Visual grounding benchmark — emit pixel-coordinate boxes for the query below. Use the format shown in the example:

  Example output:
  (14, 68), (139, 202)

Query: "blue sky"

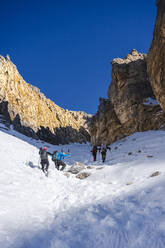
(0, 0), (156, 114)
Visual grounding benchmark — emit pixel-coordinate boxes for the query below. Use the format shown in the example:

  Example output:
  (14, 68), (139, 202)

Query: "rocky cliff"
(90, 50), (165, 145)
(147, 0), (165, 112)
(0, 55), (91, 144)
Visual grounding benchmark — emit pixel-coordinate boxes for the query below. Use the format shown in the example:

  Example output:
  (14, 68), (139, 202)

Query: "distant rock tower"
(90, 49), (165, 145)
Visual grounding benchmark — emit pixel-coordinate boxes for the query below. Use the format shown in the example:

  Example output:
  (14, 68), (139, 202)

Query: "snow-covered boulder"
(76, 172), (91, 179)
(150, 171), (161, 177)
(63, 172), (70, 178)
(68, 162), (86, 174)
(87, 165), (94, 169)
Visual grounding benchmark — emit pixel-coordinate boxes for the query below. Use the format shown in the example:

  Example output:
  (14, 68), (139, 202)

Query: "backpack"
(101, 145), (106, 153)
(52, 152), (58, 161)
(40, 149), (48, 160)
(93, 146), (97, 152)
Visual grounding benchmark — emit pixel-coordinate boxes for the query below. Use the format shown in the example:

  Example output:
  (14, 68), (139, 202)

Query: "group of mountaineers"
(39, 147), (70, 173)
(90, 144), (111, 163)
(39, 143), (111, 174)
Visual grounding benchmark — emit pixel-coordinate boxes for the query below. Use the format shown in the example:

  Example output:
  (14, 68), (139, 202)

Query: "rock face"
(147, 0), (165, 112)
(0, 55), (91, 144)
(108, 50), (153, 124)
(90, 50), (165, 145)
(90, 98), (123, 145)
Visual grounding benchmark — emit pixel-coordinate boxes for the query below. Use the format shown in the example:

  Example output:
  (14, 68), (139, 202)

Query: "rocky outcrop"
(147, 0), (165, 112)
(0, 55), (91, 144)
(108, 50), (153, 123)
(90, 98), (123, 144)
(90, 50), (165, 145)
(68, 162), (85, 174)
(76, 172), (91, 180)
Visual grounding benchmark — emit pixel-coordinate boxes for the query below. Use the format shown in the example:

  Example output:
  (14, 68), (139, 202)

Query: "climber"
(39, 147), (52, 173)
(52, 150), (70, 171)
(100, 144), (111, 163)
(90, 145), (98, 162)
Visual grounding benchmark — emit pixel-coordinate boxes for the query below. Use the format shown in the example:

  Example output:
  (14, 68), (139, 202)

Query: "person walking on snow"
(52, 150), (70, 171)
(91, 145), (98, 162)
(100, 144), (111, 163)
(39, 147), (51, 173)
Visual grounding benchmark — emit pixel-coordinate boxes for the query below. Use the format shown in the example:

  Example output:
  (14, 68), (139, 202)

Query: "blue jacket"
(53, 152), (69, 161)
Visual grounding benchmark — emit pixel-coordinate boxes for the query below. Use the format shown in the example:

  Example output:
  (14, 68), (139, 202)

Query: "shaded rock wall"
(90, 98), (123, 145)
(0, 55), (91, 144)
(90, 50), (165, 145)
(147, 0), (165, 112)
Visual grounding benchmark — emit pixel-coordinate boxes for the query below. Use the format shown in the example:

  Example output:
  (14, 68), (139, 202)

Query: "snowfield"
(1, 124), (165, 248)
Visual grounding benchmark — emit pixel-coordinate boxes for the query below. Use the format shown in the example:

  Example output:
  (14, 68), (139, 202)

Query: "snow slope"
(1, 123), (165, 248)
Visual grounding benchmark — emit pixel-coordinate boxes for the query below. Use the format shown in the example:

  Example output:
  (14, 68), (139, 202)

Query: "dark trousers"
(41, 159), (49, 172)
(54, 159), (66, 171)
(101, 152), (106, 163)
(92, 152), (97, 161)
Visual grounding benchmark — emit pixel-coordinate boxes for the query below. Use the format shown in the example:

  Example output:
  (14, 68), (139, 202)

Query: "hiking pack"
(101, 146), (106, 153)
(92, 146), (97, 153)
(52, 152), (58, 161)
(40, 149), (48, 160)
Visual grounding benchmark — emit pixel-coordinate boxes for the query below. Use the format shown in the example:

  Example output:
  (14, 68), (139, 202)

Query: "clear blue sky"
(0, 0), (156, 114)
